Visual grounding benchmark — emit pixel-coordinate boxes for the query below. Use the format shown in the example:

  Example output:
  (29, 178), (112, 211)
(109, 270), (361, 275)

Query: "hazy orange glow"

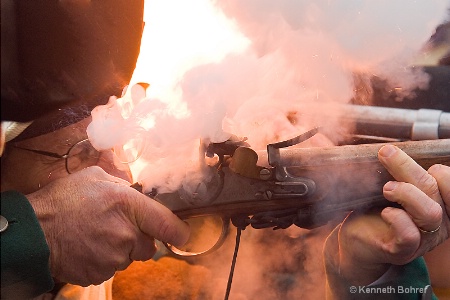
(130, 0), (250, 101)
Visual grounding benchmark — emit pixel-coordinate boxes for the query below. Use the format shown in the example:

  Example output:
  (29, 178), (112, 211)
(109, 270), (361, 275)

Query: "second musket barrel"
(339, 105), (450, 140)
(270, 139), (450, 168)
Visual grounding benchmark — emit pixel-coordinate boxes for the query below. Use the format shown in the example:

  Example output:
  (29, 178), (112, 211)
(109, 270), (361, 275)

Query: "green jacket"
(346, 258), (437, 300)
(1, 191), (54, 299)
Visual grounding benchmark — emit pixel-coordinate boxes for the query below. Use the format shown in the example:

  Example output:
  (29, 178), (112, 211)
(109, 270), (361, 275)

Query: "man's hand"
(325, 144), (450, 287)
(26, 166), (190, 286)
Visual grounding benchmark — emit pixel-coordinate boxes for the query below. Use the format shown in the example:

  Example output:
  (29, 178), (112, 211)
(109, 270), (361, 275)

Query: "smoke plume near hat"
(88, 0), (448, 193)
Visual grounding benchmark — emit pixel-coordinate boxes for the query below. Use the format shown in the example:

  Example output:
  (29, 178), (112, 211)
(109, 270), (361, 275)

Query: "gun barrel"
(270, 139), (450, 169)
(339, 105), (450, 140)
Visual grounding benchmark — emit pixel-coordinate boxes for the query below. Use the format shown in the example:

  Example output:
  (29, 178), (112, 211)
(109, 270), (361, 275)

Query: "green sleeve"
(329, 257), (437, 300)
(359, 257), (437, 300)
(1, 190), (54, 299)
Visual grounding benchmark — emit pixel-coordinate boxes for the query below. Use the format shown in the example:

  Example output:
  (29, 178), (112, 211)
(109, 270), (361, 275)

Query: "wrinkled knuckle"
(385, 245), (401, 257)
(157, 215), (177, 244)
(86, 165), (104, 175)
(424, 201), (443, 224)
(90, 165), (103, 171)
(111, 190), (130, 210)
(399, 182), (415, 196)
(389, 225), (419, 252)
(396, 231), (417, 248)
(123, 230), (138, 246)
(396, 155), (412, 169)
(417, 173), (440, 198)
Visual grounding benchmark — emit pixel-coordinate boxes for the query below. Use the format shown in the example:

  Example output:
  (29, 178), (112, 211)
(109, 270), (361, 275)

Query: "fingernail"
(379, 145), (397, 158)
(384, 181), (398, 191)
(383, 207), (394, 214)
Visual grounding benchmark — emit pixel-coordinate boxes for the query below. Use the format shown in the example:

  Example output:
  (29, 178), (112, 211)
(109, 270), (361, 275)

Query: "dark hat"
(1, 0), (144, 126)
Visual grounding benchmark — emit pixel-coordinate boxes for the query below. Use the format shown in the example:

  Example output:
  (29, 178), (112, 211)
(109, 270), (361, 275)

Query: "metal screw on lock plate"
(259, 168), (272, 180)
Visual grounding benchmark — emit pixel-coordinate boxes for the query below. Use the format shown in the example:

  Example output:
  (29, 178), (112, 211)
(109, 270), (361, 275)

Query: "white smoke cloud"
(87, 0), (448, 191)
